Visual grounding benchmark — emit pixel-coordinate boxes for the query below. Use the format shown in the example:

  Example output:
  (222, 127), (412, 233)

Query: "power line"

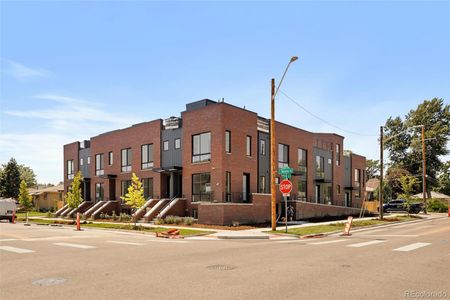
(279, 90), (378, 137)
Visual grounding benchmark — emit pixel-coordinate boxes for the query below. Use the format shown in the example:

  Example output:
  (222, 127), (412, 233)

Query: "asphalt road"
(0, 216), (449, 300)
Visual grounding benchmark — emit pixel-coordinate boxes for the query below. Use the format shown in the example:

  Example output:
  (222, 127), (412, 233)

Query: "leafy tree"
(373, 181), (392, 203)
(384, 98), (450, 191)
(436, 161), (450, 196)
(398, 174), (419, 215)
(18, 165), (37, 188)
(18, 180), (33, 223)
(385, 167), (411, 199)
(366, 159), (380, 180)
(120, 173), (145, 227)
(64, 171), (84, 218)
(0, 158), (21, 198)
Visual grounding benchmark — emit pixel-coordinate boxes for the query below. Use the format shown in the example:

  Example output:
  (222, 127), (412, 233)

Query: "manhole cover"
(32, 278), (66, 286)
(207, 264), (237, 271)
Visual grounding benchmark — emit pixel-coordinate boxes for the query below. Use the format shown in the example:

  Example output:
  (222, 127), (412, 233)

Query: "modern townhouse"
(59, 99), (366, 225)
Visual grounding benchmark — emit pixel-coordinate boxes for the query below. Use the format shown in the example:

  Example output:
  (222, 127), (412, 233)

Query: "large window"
(225, 130), (231, 153)
(336, 144), (341, 166)
(225, 171), (231, 202)
(95, 153), (104, 176)
(121, 180), (131, 197)
(80, 158), (84, 166)
(260, 139), (266, 156)
(246, 136), (252, 156)
(67, 160), (74, 179)
(121, 148), (132, 172)
(298, 148), (307, 172)
(175, 138), (181, 149)
(163, 140), (169, 151)
(192, 173), (211, 202)
(143, 178), (153, 199)
(298, 180), (307, 200)
(278, 144), (289, 169)
(141, 144), (154, 169)
(354, 169), (361, 198)
(95, 183), (104, 201)
(192, 132), (211, 163)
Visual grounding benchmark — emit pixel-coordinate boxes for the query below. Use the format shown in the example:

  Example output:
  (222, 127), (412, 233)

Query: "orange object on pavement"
(12, 210), (16, 224)
(76, 213), (81, 231)
(156, 229), (183, 239)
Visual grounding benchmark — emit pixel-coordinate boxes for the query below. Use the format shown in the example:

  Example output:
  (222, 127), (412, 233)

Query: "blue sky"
(1, 1), (449, 183)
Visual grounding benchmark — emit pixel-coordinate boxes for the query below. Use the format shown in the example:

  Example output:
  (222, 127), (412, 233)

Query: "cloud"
(1, 59), (49, 80)
(1, 94), (142, 183)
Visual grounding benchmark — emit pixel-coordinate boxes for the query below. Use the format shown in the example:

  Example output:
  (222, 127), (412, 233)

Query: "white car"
(0, 198), (17, 222)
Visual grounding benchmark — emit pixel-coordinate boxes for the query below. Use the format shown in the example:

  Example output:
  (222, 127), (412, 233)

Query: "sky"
(1, 1), (449, 184)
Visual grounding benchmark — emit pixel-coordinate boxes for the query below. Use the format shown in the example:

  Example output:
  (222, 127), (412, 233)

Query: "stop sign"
(279, 179), (292, 195)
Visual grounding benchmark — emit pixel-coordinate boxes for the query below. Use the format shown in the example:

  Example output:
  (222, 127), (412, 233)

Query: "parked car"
(0, 198), (17, 222)
(382, 199), (423, 214)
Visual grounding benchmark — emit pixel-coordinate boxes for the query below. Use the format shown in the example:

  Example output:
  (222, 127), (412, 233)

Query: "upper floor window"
(192, 132), (211, 163)
(175, 138), (181, 149)
(260, 139), (266, 156)
(87, 156), (91, 164)
(298, 148), (307, 167)
(225, 130), (231, 153)
(336, 144), (341, 166)
(246, 136), (252, 156)
(108, 151), (113, 165)
(67, 160), (74, 180)
(141, 144), (154, 170)
(278, 143), (289, 169)
(121, 148), (132, 172)
(354, 169), (361, 183)
(80, 158), (84, 166)
(163, 140), (169, 151)
(316, 156), (324, 172)
(95, 153), (104, 176)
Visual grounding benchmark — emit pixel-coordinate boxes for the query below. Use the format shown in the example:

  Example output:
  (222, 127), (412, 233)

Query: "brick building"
(60, 99), (366, 224)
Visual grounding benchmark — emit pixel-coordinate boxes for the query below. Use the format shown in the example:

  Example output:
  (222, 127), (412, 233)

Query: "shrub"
(46, 211), (53, 218)
(99, 213), (105, 219)
(112, 211), (117, 221)
(104, 213), (111, 220)
(154, 218), (164, 225)
(427, 199), (448, 213)
(119, 213), (131, 222)
(164, 215), (177, 224)
(183, 217), (194, 225)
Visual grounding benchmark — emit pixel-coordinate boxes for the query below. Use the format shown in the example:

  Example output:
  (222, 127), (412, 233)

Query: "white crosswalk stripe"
(309, 240), (347, 245)
(106, 241), (144, 246)
(347, 240), (386, 248)
(53, 242), (96, 249)
(393, 242), (431, 252)
(0, 246), (34, 254)
(0, 239), (18, 242)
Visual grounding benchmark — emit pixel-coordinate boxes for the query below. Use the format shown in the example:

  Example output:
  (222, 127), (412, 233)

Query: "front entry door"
(315, 185), (320, 204)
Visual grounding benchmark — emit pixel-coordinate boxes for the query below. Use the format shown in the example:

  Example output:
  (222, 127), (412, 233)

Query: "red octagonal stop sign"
(279, 179), (292, 195)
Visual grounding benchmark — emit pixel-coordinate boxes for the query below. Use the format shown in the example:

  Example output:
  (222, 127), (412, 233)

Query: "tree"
(436, 161), (450, 196)
(366, 159), (380, 180)
(397, 174), (419, 215)
(384, 98), (450, 191)
(385, 167), (411, 199)
(373, 181), (392, 203)
(120, 173), (145, 227)
(0, 158), (21, 199)
(18, 165), (37, 188)
(18, 180), (33, 223)
(64, 171), (84, 218)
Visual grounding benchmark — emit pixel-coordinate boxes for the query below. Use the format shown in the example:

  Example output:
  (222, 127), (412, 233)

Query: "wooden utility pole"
(271, 78), (277, 231)
(422, 126), (427, 214)
(379, 126), (384, 220)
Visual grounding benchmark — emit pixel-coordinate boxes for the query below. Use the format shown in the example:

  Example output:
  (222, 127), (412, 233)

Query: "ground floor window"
(192, 173), (211, 202)
(298, 180), (307, 200)
(259, 176), (266, 193)
(225, 172), (231, 202)
(95, 183), (104, 201)
(121, 180), (132, 200)
(143, 178), (153, 199)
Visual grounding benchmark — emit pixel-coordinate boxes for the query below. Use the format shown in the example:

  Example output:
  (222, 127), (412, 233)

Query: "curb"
(217, 235), (270, 240)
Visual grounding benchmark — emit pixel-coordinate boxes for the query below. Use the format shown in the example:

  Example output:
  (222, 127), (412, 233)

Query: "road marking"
(53, 242), (96, 249)
(0, 239), (18, 242)
(356, 234), (419, 238)
(309, 239), (347, 245)
(106, 241), (144, 246)
(23, 236), (99, 242)
(393, 242), (431, 252)
(0, 246), (35, 254)
(147, 239), (189, 243)
(347, 240), (386, 248)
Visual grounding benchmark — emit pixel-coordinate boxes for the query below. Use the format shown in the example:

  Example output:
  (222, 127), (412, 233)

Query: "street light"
(271, 56), (298, 231)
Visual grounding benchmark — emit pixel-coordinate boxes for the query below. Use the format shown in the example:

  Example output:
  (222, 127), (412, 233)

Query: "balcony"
(315, 171), (325, 179)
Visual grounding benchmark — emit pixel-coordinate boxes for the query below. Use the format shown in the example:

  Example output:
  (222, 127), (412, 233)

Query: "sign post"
(279, 178), (293, 233)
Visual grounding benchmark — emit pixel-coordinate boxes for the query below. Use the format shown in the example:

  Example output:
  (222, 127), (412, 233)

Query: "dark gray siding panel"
(79, 148), (91, 178)
(344, 156), (351, 187)
(161, 128), (182, 168)
(257, 132), (270, 193)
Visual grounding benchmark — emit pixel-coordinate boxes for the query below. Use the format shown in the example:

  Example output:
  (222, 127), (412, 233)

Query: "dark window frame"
(121, 148), (132, 173)
(225, 130), (231, 153)
(246, 135), (252, 156)
(141, 144), (154, 170)
(278, 143), (289, 169)
(192, 172), (211, 202)
(192, 132), (211, 163)
(95, 153), (104, 176)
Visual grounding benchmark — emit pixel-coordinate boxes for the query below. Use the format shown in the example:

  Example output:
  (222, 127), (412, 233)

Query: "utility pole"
(271, 78), (277, 231)
(422, 126), (427, 214)
(379, 126), (384, 220)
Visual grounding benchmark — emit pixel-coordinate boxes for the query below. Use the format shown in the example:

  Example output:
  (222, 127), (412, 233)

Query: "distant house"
(366, 178), (380, 200)
(413, 191), (450, 205)
(28, 184), (64, 211)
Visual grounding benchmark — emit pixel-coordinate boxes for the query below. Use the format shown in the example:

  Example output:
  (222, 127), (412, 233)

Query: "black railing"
(192, 192), (214, 202)
(223, 192), (252, 203)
